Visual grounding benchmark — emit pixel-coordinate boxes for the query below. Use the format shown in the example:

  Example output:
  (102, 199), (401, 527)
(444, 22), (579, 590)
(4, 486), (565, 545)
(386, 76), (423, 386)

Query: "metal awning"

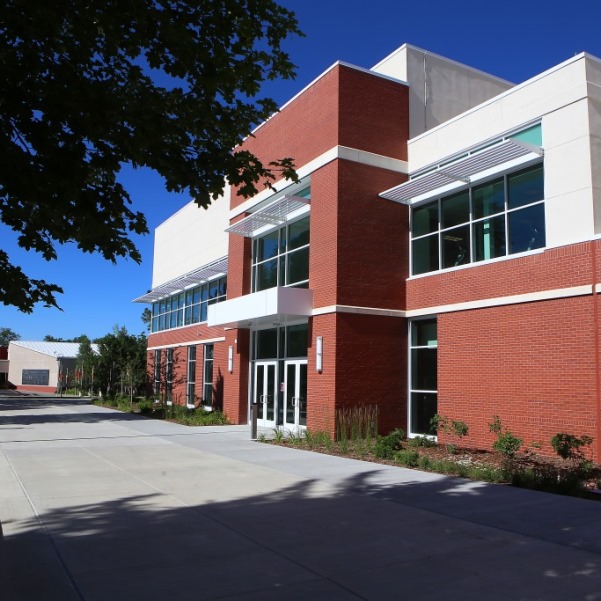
(380, 139), (544, 204)
(133, 256), (228, 303)
(226, 194), (310, 238)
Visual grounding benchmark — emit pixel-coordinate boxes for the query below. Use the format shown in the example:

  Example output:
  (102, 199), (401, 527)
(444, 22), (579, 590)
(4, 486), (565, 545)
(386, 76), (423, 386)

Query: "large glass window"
(411, 163), (544, 276)
(203, 345), (214, 406)
(153, 350), (162, 397)
(151, 276), (227, 333)
(165, 348), (173, 403)
(252, 216), (310, 292)
(409, 319), (437, 436)
(186, 346), (196, 406)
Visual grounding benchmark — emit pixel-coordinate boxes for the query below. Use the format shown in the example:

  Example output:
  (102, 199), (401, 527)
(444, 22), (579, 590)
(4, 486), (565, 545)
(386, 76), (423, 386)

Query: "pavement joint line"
(0, 430), (255, 444)
(0, 443), (86, 601)
(77, 440), (370, 600)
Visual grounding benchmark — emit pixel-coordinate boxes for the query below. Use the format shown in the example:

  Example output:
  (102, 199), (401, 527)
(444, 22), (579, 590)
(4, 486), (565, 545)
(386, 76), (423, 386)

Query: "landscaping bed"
(262, 428), (601, 501)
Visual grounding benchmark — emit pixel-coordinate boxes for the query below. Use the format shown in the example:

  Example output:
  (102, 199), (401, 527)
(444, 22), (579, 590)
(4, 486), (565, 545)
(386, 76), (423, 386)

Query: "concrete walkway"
(1, 395), (601, 601)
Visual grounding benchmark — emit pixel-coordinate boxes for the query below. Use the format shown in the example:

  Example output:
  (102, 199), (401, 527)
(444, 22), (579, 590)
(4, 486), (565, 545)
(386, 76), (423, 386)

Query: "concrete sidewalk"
(1, 396), (601, 601)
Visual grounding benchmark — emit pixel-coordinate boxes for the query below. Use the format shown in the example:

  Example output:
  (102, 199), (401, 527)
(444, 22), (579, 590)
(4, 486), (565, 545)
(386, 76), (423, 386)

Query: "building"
(7, 341), (98, 394)
(136, 44), (601, 461)
(0, 346), (8, 386)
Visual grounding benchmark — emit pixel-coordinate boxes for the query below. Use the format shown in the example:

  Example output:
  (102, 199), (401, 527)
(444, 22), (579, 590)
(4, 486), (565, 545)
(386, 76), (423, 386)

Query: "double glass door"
(253, 360), (307, 430)
(254, 362), (277, 427)
(283, 361), (307, 431)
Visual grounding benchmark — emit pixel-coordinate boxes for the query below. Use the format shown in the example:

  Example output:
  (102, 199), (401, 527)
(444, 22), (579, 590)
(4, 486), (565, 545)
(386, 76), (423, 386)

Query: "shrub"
(551, 432), (593, 464)
(395, 449), (419, 467)
(407, 435), (436, 448)
(374, 428), (405, 459)
(489, 415), (522, 460)
(431, 413), (469, 454)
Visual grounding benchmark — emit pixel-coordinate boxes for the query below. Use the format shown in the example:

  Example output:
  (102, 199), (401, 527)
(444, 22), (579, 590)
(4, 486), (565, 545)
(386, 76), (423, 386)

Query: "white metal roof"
(226, 194), (310, 238)
(380, 139), (543, 204)
(133, 256), (228, 304)
(9, 341), (99, 358)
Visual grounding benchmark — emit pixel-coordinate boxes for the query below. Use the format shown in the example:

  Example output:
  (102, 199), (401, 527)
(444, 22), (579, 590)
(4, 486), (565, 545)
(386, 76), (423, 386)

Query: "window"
(151, 277), (227, 333)
(203, 345), (214, 406)
(186, 346), (196, 406)
(153, 349), (162, 397)
(411, 164), (544, 275)
(165, 348), (173, 403)
(409, 319), (437, 436)
(252, 216), (309, 292)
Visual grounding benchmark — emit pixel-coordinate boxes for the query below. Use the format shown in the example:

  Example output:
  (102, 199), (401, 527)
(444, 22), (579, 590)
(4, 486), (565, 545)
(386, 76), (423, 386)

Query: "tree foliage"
(96, 326), (147, 397)
(0, 0), (302, 312)
(0, 327), (20, 346)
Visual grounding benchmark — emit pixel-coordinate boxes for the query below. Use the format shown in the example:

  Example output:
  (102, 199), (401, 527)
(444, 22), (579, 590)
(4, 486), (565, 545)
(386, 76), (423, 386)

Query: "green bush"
(374, 429), (405, 459)
(395, 449), (419, 467)
(407, 435), (436, 448)
(489, 415), (522, 460)
(551, 432), (593, 463)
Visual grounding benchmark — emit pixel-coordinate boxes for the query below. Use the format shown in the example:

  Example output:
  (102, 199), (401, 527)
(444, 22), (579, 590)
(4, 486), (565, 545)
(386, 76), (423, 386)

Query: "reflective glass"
(287, 247), (309, 285)
(412, 201), (438, 237)
(508, 165), (544, 209)
(441, 190), (469, 229)
(410, 393), (438, 435)
(255, 230), (279, 261)
(508, 204), (545, 254)
(473, 178), (504, 219)
(412, 234), (439, 275)
(286, 324), (308, 358)
(256, 328), (278, 359)
(473, 215), (506, 262)
(411, 319), (437, 347)
(411, 348), (437, 391)
(288, 217), (310, 250)
(256, 259), (278, 291)
(442, 224), (470, 268)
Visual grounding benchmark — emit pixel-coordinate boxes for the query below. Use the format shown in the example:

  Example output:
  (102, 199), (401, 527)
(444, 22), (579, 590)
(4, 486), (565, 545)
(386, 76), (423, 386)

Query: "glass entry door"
(283, 360), (307, 431)
(254, 361), (278, 427)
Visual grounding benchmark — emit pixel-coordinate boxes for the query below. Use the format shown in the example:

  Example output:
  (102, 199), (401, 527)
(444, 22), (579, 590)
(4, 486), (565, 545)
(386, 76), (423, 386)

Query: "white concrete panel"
(152, 191), (229, 288)
(373, 45), (512, 138)
(545, 188), (594, 248)
(409, 56), (589, 171)
(544, 135), (592, 201)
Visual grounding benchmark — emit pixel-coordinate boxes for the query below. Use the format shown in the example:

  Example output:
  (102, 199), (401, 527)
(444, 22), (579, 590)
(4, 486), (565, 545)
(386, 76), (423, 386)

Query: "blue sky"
(3, 0), (601, 341)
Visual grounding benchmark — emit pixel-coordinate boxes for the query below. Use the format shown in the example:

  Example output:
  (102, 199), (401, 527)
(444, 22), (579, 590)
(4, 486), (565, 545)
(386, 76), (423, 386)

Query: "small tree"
(76, 336), (98, 396)
(489, 415), (522, 466)
(0, 327), (20, 346)
(551, 433), (593, 469)
(430, 414), (469, 454)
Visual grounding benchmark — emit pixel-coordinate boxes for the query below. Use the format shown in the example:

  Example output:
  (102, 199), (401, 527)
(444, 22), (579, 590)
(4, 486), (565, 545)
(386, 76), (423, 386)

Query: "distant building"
(135, 43), (601, 461)
(7, 341), (98, 393)
(0, 346), (8, 386)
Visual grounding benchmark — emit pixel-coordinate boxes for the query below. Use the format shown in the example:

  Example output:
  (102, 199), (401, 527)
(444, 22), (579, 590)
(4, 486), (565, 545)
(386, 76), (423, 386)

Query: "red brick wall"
(308, 312), (407, 437)
(222, 328), (250, 423)
(408, 241), (596, 311)
(437, 295), (600, 461)
(231, 64), (408, 206)
(335, 160), (408, 309)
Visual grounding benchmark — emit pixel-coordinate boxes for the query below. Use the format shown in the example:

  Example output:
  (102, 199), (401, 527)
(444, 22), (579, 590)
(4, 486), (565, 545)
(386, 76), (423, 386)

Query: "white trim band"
(230, 145), (408, 219)
(407, 285), (594, 317)
(148, 336), (226, 351)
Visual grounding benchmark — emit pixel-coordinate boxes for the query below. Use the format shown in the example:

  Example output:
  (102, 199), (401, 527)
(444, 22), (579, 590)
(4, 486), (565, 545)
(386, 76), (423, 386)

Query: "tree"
(1, 1), (302, 312)
(0, 327), (20, 346)
(141, 308), (152, 333)
(96, 326), (147, 399)
(76, 335), (98, 394)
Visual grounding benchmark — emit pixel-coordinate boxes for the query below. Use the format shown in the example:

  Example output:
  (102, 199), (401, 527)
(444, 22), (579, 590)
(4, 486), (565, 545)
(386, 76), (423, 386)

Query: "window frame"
(251, 214), (310, 293)
(410, 163), (545, 277)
